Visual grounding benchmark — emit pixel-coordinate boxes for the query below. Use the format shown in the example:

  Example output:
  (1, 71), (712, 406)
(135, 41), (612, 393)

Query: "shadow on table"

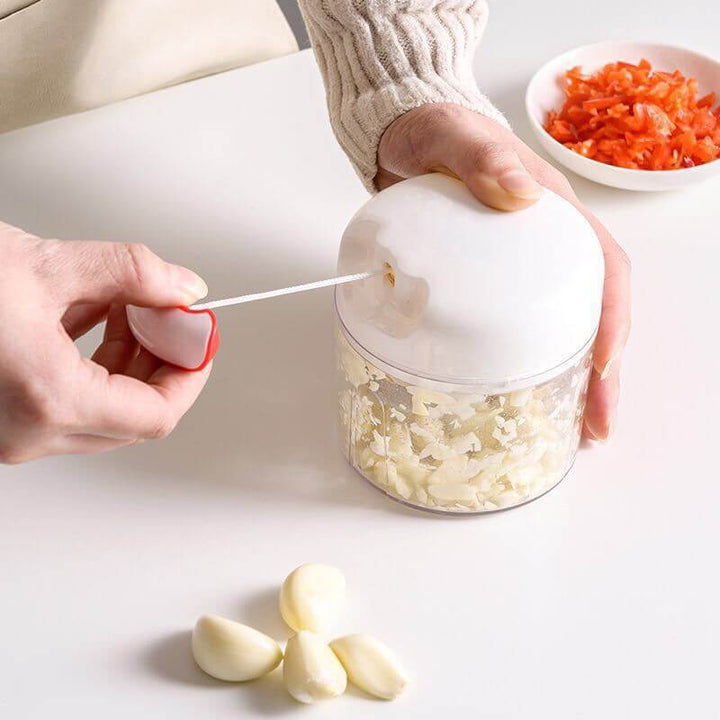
(241, 587), (293, 642)
(241, 668), (306, 716)
(145, 630), (217, 687)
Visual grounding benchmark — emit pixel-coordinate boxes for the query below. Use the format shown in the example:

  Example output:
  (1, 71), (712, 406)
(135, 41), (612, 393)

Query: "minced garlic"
(337, 331), (592, 513)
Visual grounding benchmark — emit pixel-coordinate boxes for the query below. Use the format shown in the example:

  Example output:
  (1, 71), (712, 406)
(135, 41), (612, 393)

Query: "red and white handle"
(127, 305), (220, 371)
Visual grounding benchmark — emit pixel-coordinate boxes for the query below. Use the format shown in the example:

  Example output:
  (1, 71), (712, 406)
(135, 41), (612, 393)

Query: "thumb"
(378, 105), (544, 212)
(46, 240), (208, 307)
(447, 137), (544, 212)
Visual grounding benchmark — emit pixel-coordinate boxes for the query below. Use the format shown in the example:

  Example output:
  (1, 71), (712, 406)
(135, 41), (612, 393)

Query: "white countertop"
(1, 2), (718, 717)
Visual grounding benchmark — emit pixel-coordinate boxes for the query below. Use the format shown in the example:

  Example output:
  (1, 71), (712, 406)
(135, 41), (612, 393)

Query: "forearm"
(298, 0), (508, 191)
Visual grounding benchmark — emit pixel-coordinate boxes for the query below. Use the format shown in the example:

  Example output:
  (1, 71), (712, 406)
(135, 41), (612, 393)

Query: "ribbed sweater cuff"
(298, 1), (509, 192)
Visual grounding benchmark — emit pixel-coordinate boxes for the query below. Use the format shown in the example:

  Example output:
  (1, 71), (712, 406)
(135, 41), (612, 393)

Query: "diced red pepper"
(544, 58), (720, 170)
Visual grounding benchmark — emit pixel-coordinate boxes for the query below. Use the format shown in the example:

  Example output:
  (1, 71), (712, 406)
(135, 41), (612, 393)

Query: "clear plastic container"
(337, 324), (593, 513)
(334, 174), (604, 514)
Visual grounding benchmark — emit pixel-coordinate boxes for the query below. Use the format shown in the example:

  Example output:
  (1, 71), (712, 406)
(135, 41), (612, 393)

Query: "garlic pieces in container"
(335, 174), (604, 514)
(338, 331), (592, 513)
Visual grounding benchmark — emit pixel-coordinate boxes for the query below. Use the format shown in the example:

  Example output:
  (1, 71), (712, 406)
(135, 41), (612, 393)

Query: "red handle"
(126, 305), (221, 371)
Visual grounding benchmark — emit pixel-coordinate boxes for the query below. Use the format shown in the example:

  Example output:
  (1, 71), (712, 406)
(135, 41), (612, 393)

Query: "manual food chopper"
(334, 173), (604, 514)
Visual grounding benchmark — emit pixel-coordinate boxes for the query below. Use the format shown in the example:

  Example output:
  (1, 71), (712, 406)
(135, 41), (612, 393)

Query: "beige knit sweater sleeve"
(297, 0), (508, 191)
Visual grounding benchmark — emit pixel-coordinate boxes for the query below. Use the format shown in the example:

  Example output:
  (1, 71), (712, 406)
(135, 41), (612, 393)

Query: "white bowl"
(525, 42), (720, 191)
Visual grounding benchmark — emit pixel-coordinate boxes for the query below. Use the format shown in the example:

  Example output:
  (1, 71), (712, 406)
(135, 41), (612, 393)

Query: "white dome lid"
(336, 174), (604, 386)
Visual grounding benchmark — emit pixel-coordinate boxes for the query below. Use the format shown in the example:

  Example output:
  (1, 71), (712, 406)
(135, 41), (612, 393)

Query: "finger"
(584, 215), (632, 379)
(514, 140), (631, 378)
(91, 305), (139, 374)
(583, 360), (621, 441)
(125, 347), (163, 382)
(50, 434), (138, 456)
(77, 359), (212, 440)
(6, 433), (136, 464)
(43, 240), (208, 307)
(494, 134), (629, 437)
(61, 303), (109, 339)
(510, 154), (630, 427)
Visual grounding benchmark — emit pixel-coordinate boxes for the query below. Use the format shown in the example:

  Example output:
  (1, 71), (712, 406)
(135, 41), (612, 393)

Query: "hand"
(0, 221), (212, 463)
(377, 104), (631, 441)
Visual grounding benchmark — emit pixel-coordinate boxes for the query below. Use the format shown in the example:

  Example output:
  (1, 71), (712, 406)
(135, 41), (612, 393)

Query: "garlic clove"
(279, 564), (345, 633)
(283, 631), (347, 703)
(330, 634), (409, 700)
(191, 614), (283, 682)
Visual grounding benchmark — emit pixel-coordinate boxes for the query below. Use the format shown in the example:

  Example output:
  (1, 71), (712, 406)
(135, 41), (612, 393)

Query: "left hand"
(377, 104), (631, 441)
(0, 222), (211, 464)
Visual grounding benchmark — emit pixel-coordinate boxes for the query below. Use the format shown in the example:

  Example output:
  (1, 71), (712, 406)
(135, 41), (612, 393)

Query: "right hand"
(377, 104), (632, 441)
(0, 221), (212, 464)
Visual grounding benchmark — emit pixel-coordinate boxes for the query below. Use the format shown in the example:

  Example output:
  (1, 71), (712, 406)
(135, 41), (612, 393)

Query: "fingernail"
(606, 417), (616, 440)
(585, 420), (605, 442)
(172, 266), (208, 302)
(585, 415), (615, 443)
(599, 355), (618, 381)
(497, 170), (544, 200)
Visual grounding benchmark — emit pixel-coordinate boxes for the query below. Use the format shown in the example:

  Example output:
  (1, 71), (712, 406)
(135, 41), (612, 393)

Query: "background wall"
(277, 0), (309, 48)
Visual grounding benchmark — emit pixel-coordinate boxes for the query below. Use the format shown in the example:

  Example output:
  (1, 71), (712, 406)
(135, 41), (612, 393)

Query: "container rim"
(335, 290), (597, 394)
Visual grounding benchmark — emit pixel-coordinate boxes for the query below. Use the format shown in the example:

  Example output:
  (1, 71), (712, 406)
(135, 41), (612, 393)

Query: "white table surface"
(1, 2), (718, 717)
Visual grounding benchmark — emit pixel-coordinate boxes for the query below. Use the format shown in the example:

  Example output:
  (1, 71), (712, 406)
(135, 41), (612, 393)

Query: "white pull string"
(191, 271), (374, 311)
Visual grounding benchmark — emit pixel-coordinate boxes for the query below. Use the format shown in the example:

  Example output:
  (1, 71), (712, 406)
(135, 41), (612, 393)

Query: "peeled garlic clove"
(283, 631), (347, 703)
(330, 634), (409, 700)
(279, 563), (345, 633)
(191, 614), (283, 681)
